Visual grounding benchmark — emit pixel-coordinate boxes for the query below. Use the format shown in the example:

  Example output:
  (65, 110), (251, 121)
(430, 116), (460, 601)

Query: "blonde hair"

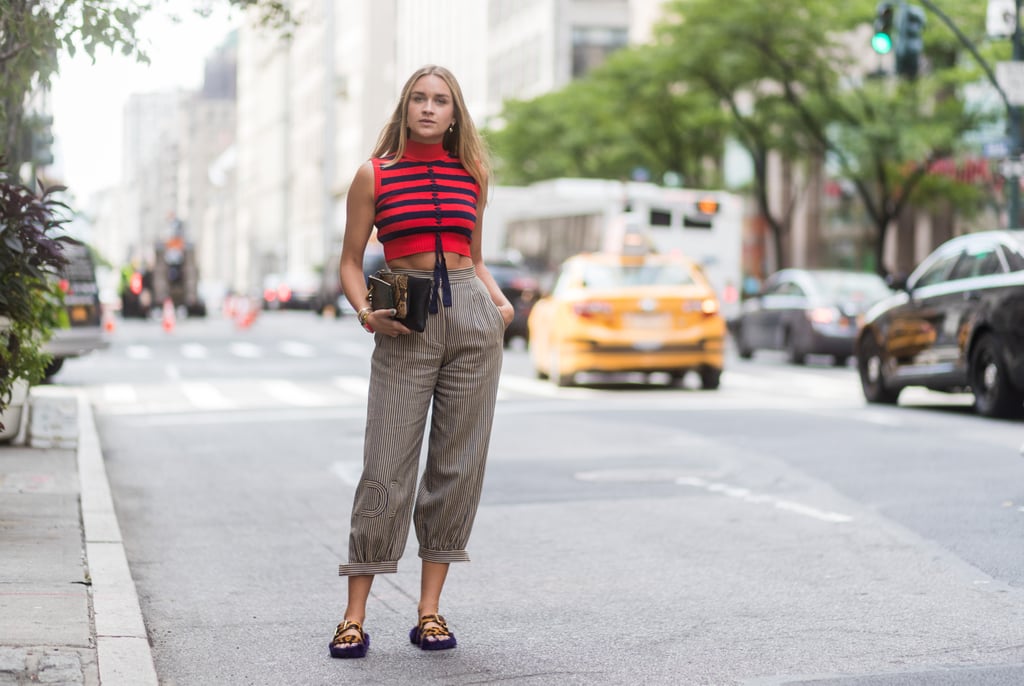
(371, 65), (492, 202)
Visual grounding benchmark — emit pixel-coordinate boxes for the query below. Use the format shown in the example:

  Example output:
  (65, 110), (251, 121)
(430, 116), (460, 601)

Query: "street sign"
(983, 139), (1011, 158)
(996, 61), (1024, 106)
(987, 0), (1017, 38)
(998, 157), (1024, 179)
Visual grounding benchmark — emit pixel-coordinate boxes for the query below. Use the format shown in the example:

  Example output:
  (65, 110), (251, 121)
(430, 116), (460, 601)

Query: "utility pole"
(1010, 0), (1022, 227)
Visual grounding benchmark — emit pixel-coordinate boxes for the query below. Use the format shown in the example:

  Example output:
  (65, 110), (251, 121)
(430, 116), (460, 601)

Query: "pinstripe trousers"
(339, 266), (505, 576)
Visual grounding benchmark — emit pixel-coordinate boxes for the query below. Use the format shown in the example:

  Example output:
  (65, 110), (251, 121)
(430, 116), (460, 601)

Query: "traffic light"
(871, 2), (894, 55)
(895, 4), (926, 79)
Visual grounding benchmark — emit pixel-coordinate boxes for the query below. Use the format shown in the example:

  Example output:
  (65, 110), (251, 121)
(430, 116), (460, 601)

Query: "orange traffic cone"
(101, 307), (116, 333)
(161, 298), (176, 333)
(234, 297), (257, 329)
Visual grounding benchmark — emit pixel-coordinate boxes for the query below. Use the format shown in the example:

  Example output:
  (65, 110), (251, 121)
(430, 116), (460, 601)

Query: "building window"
(571, 26), (627, 78)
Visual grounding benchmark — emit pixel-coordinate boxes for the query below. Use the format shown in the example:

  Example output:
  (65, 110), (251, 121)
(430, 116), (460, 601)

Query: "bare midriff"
(388, 251), (473, 271)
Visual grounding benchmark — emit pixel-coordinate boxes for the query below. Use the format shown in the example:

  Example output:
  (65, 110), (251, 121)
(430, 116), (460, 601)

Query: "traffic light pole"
(1011, 0), (1023, 228)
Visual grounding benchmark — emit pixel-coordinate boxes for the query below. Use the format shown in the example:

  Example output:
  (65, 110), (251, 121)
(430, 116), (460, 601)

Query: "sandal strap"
(417, 614), (452, 638)
(332, 620), (365, 646)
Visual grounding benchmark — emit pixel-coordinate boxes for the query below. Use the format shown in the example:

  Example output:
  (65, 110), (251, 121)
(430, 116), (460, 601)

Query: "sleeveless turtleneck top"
(372, 140), (479, 262)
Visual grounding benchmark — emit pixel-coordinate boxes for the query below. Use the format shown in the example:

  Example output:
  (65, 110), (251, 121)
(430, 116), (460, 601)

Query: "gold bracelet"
(357, 307), (373, 330)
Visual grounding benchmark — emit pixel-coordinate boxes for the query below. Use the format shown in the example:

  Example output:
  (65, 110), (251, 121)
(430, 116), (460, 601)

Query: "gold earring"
(448, 121), (456, 133)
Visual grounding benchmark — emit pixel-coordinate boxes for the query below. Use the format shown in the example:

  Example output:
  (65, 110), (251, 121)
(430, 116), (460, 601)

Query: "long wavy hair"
(371, 65), (492, 202)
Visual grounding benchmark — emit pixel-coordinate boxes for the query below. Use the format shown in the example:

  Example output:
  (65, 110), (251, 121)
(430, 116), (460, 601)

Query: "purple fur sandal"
(409, 613), (457, 651)
(329, 620), (370, 659)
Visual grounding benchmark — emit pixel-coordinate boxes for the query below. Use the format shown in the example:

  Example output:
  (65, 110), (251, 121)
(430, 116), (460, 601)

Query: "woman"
(329, 65), (513, 659)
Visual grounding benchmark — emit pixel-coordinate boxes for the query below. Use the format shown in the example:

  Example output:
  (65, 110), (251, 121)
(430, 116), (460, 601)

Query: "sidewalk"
(0, 386), (157, 686)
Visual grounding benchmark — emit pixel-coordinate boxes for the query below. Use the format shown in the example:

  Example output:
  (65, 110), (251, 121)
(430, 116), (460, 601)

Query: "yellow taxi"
(527, 250), (726, 388)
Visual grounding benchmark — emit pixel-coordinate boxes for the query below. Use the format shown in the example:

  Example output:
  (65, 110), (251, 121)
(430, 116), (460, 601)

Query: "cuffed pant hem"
(419, 546), (470, 563)
(338, 561), (399, 576)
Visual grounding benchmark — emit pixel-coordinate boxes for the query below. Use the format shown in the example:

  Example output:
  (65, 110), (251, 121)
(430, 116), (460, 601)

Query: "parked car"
(527, 251), (725, 388)
(262, 271), (320, 310)
(313, 249), (388, 318)
(43, 239), (109, 377)
(734, 269), (893, 366)
(855, 230), (1024, 418)
(485, 259), (540, 347)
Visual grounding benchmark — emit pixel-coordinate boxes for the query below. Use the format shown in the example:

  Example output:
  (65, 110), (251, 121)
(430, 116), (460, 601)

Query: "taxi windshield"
(581, 262), (695, 289)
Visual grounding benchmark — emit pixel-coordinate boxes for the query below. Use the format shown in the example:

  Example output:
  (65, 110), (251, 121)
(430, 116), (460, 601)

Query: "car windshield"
(580, 262), (696, 289)
(813, 272), (890, 302)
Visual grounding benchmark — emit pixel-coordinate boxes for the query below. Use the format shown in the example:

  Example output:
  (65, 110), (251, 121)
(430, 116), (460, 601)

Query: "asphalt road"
(50, 311), (1024, 686)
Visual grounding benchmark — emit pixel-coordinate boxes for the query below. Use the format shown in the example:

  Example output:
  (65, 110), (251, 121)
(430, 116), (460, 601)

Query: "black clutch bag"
(367, 270), (432, 332)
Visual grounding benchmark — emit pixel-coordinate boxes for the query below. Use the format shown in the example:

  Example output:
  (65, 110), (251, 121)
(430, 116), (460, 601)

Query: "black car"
(734, 269), (892, 366)
(485, 259), (540, 347)
(43, 239), (109, 376)
(855, 230), (1024, 418)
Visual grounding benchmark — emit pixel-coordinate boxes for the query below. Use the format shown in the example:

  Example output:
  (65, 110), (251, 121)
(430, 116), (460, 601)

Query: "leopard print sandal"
(409, 613), (457, 651)
(329, 619), (370, 659)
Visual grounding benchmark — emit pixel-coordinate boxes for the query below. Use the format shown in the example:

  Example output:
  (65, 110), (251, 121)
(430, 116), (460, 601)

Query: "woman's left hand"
(496, 302), (515, 327)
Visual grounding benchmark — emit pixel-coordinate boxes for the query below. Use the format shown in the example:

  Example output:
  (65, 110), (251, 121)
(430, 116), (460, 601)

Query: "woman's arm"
(339, 161), (376, 315)
(340, 161), (409, 336)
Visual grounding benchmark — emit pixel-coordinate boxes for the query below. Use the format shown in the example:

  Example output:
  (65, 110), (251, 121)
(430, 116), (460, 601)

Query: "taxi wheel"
(699, 366), (721, 390)
(550, 349), (575, 387)
(735, 326), (754, 359)
(969, 333), (1024, 418)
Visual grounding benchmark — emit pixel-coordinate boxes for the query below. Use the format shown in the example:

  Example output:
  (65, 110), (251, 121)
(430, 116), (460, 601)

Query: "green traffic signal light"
(872, 2), (894, 55)
(871, 32), (893, 54)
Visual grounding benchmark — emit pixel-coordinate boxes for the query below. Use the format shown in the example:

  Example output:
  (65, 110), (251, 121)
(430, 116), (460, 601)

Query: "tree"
(0, 0), (291, 176)
(492, 0), (999, 275)
(658, 0), (995, 275)
(488, 43), (730, 188)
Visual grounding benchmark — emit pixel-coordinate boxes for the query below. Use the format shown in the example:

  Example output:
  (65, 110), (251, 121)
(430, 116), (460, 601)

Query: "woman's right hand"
(370, 308), (410, 337)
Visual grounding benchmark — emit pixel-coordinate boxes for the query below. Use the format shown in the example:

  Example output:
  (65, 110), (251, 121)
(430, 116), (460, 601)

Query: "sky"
(50, 5), (240, 205)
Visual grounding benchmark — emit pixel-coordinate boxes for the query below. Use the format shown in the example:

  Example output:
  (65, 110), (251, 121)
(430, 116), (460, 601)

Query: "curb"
(74, 389), (159, 686)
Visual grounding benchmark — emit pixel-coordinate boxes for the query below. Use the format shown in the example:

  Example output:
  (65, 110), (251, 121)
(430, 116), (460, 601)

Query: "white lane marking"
(230, 342), (262, 358)
(279, 341), (316, 358)
(263, 379), (327, 406)
(675, 476), (853, 524)
(103, 383), (137, 404)
(333, 376), (369, 399)
(125, 345), (152, 359)
(330, 461), (363, 487)
(497, 374), (596, 398)
(181, 343), (208, 359)
(179, 382), (237, 410)
(336, 342), (372, 357)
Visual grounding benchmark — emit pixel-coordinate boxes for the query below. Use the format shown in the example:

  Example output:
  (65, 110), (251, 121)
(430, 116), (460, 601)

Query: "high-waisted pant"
(338, 266), (505, 576)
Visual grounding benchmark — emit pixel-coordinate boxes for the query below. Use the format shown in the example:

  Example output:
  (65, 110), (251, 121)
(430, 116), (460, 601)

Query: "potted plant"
(0, 168), (70, 437)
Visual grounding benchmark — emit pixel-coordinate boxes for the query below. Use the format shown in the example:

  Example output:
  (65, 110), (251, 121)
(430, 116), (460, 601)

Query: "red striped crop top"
(372, 140), (479, 261)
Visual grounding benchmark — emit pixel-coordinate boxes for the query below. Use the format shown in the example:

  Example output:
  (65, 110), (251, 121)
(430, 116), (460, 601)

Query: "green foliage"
(0, 171), (71, 419)
(490, 0), (1000, 272)
(0, 0), (293, 174)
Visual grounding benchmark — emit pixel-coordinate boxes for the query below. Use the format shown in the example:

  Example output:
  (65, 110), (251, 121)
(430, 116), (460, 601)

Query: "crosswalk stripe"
(333, 376), (369, 399)
(103, 383), (137, 404)
(279, 341), (316, 358)
(125, 345), (152, 360)
(230, 342), (262, 358)
(262, 379), (328, 406)
(498, 374), (597, 399)
(180, 344), (208, 359)
(179, 381), (236, 410)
